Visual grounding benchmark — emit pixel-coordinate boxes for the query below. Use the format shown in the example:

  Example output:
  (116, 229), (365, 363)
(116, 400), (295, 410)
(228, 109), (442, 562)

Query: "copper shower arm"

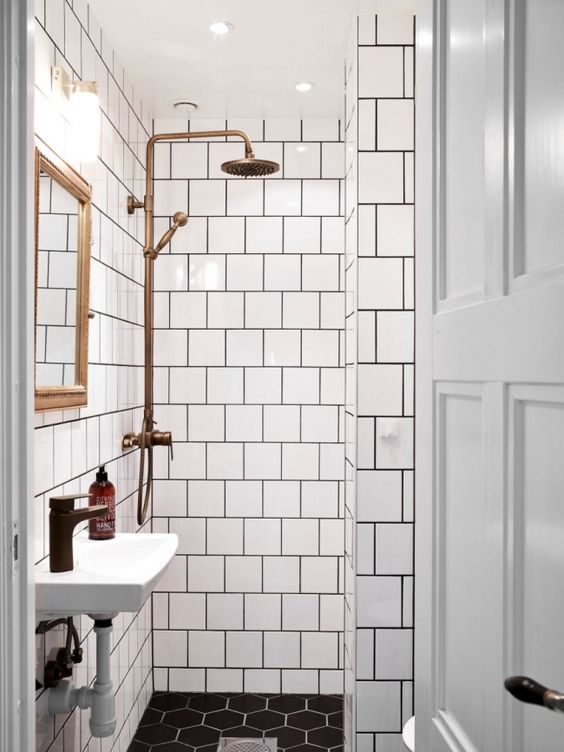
(131, 129), (256, 248)
(147, 128), (254, 157)
(145, 129), (255, 193)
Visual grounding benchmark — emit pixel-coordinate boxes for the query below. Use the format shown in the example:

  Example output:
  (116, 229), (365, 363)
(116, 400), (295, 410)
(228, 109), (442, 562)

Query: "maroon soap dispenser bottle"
(88, 465), (116, 540)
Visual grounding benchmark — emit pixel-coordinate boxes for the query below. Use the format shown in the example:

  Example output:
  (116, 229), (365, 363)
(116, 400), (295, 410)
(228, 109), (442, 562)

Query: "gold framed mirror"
(34, 141), (92, 411)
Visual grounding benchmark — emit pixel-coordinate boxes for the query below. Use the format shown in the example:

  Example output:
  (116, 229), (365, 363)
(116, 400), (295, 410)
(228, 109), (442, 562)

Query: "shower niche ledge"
(35, 532), (178, 619)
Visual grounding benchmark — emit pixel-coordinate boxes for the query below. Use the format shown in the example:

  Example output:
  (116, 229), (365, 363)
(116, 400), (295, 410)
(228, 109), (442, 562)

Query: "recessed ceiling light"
(209, 21), (233, 35)
(295, 81), (315, 93)
(172, 100), (198, 113)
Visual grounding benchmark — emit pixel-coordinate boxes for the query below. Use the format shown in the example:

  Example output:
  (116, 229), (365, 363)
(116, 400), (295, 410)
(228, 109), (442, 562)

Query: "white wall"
(150, 117), (346, 695)
(34, 1), (152, 749)
(345, 13), (415, 752)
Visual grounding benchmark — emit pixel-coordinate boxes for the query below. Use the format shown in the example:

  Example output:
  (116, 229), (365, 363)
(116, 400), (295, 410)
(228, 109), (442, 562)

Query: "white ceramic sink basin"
(36, 532), (178, 619)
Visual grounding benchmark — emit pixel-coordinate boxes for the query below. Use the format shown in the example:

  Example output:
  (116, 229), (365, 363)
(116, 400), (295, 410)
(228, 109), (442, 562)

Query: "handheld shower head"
(221, 157), (280, 177)
(148, 211), (188, 258)
(172, 211), (188, 227)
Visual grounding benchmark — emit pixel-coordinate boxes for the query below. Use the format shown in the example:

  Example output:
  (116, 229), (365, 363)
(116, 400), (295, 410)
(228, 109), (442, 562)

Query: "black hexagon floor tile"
(229, 695), (268, 714)
(127, 742), (150, 752)
(178, 725), (221, 747)
(268, 696), (306, 714)
(307, 726), (343, 748)
(134, 722), (178, 745)
(205, 709), (245, 730)
(222, 726), (264, 738)
(269, 725), (306, 749)
(165, 708), (205, 728)
(246, 709), (286, 731)
(307, 697), (342, 715)
(150, 693), (189, 712)
(327, 712), (342, 729)
(189, 694), (229, 713)
(129, 694), (343, 752)
(286, 711), (327, 731)
(140, 707), (164, 726)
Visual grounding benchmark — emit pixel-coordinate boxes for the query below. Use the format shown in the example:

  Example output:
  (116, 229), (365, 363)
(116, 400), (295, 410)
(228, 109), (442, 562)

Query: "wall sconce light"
(52, 67), (100, 163)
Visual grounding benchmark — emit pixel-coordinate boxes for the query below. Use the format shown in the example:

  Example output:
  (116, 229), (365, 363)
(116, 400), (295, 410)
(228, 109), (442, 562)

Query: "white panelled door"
(416, 1), (564, 751)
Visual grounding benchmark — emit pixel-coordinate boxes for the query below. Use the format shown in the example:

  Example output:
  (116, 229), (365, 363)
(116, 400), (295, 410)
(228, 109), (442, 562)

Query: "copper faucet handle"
(49, 494), (91, 512)
(75, 504), (108, 522)
(49, 495), (106, 522)
(151, 430), (174, 460)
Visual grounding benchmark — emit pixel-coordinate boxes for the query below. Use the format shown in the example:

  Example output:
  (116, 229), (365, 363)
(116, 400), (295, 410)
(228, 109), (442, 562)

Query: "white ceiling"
(89, 0), (414, 119)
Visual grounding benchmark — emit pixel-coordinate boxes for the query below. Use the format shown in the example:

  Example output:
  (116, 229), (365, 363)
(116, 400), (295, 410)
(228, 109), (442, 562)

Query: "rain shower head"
(221, 157), (280, 177)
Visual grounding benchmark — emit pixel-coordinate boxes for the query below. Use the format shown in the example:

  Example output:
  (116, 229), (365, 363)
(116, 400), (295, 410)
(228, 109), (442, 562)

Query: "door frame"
(414, 0), (436, 749)
(0, 0), (35, 750)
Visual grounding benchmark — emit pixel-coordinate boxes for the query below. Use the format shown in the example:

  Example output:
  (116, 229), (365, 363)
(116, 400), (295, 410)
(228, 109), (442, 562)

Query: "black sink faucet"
(49, 494), (107, 572)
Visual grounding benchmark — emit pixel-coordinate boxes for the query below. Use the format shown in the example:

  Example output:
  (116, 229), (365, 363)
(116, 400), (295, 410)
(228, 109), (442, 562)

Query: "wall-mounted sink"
(36, 532), (178, 619)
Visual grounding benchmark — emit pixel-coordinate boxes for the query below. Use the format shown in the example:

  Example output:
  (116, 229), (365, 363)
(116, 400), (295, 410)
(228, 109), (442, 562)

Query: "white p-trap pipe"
(48, 619), (116, 738)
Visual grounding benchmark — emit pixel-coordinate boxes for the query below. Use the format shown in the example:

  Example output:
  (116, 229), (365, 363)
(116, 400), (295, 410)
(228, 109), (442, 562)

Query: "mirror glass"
(35, 144), (91, 411)
(36, 170), (80, 386)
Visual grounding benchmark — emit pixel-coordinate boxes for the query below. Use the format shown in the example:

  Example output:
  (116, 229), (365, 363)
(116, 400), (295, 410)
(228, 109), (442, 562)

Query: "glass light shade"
(70, 83), (100, 163)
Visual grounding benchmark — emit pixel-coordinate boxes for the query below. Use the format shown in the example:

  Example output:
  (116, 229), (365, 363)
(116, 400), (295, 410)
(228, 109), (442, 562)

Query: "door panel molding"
(432, 383), (505, 751)
(509, 0), (564, 286)
(435, 384), (484, 752)
(436, 0), (507, 312)
(433, 710), (480, 752)
(506, 385), (564, 752)
(436, 0), (487, 311)
(433, 283), (564, 383)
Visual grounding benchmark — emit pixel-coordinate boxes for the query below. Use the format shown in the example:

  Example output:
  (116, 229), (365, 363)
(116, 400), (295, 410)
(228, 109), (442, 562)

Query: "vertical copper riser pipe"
(143, 140), (155, 428)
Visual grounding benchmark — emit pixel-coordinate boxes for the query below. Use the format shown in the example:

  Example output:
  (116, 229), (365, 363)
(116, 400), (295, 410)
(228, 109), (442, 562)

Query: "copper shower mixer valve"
(122, 430), (174, 460)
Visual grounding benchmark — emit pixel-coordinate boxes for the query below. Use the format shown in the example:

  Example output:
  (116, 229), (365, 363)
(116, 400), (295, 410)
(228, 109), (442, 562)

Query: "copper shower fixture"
(123, 129), (280, 525)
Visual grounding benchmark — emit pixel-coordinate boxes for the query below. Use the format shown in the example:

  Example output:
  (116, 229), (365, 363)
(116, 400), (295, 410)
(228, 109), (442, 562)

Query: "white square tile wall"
(344, 14), (415, 752)
(33, 5), (415, 750)
(151, 117), (345, 695)
(34, 2), (152, 751)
